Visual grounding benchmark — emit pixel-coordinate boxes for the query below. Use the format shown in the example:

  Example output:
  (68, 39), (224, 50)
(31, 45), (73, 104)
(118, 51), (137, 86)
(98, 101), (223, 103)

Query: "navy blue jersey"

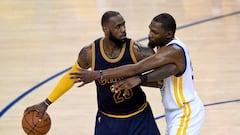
(92, 38), (146, 115)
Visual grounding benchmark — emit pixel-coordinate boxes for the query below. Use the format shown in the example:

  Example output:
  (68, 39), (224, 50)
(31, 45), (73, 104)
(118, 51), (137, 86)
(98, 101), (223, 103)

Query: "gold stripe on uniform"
(91, 41), (96, 70)
(183, 103), (191, 134)
(174, 76), (184, 107)
(177, 102), (192, 135)
(100, 102), (148, 119)
(100, 38), (126, 63)
(179, 76), (186, 104)
(129, 40), (138, 63)
(174, 76), (192, 135)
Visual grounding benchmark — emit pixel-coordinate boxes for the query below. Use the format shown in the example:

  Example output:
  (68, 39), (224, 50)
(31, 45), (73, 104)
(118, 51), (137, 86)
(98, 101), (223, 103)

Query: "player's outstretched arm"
(102, 45), (181, 79)
(68, 41), (156, 86)
(24, 61), (84, 120)
(46, 45), (92, 101)
(24, 45), (92, 119)
(111, 64), (178, 92)
(70, 45), (183, 85)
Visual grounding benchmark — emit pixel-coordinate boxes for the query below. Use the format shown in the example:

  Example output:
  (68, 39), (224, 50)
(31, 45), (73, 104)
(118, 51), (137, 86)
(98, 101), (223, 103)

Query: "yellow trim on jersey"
(173, 76), (192, 135)
(129, 40), (138, 63)
(47, 61), (82, 102)
(100, 102), (147, 118)
(174, 76), (186, 107)
(100, 38), (126, 63)
(177, 103), (192, 135)
(91, 41), (95, 70)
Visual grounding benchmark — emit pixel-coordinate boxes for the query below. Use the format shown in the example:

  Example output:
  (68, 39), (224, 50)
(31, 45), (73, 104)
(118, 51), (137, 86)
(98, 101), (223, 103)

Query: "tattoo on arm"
(78, 45), (91, 69)
(133, 42), (155, 61)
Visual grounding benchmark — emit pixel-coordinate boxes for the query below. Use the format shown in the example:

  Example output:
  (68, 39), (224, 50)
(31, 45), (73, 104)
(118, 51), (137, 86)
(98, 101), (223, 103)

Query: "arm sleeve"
(47, 61), (81, 103)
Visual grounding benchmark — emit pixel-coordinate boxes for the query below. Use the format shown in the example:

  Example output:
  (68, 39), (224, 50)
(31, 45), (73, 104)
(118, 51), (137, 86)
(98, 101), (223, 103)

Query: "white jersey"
(161, 38), (197, 110)
(160, 38), (205, 135)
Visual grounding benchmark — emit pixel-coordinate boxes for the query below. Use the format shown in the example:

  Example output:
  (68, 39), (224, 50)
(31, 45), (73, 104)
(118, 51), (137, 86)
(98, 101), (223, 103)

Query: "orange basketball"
(22, 110), (51, 135)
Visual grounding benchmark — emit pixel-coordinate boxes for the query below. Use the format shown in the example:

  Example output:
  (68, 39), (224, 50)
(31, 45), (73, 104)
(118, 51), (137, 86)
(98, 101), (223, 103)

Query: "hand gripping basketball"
(22, 110), (51, 135)
(23, 101), (51, 135)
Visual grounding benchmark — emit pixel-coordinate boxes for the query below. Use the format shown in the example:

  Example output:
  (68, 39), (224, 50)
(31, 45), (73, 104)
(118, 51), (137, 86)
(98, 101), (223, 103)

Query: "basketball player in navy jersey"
(71, 13), (205, 135)
(25, 11), (161, 135)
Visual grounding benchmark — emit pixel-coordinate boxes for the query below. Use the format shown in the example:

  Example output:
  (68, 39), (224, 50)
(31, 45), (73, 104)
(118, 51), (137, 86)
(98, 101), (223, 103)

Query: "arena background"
(0, 0), (240, 134)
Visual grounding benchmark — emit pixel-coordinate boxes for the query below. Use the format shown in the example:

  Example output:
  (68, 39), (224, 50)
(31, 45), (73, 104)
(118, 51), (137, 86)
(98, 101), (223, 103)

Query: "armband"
(139, 74), (148, 84)
(44, 98), (52, 107)
(99, 70), (103, 80)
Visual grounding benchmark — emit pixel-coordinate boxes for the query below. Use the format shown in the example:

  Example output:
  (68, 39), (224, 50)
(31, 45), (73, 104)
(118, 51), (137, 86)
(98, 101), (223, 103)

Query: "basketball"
(22, 110), (51, 135)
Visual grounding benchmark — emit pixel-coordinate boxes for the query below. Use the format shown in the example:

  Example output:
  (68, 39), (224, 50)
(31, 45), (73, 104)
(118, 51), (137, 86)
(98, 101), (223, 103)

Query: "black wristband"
(99, 70), (103, 80)
(139, 74), (147, 84)
(44, 98), (52, 106)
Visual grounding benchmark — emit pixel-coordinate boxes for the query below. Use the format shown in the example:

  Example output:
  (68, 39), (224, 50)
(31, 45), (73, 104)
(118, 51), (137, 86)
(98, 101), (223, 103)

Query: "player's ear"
(103, 26), (109, 33)
(166, 31), (173, 38)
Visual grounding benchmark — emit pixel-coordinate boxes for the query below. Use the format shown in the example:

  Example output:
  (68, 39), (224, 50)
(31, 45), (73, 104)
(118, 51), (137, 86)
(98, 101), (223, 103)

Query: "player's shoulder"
(79, 37), (104, 57)
(132, 41), (155, 61)
(133, 41), (145, 48)
(133, 41), (154, 51)
(167, 38), (187, 51)
(77, 44), (93, 69)
(79, 44), (92, 56)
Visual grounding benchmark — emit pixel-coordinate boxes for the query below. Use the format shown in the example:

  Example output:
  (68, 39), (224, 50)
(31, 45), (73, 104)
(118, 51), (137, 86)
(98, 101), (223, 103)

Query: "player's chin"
(120, 36), (127, 42)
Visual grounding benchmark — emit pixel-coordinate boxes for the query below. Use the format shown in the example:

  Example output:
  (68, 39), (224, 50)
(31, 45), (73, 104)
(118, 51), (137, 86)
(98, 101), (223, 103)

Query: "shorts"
(165, 96), (205, 135)
(94, 103), (161, 135)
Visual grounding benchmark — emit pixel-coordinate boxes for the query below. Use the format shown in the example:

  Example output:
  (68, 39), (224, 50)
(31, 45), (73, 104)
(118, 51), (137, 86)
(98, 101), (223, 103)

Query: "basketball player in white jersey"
(70, 13), (205, 135)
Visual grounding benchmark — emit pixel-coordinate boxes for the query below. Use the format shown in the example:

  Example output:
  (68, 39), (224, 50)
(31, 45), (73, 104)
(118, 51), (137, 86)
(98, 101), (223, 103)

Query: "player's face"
(108, 15), (127, 44)
(148, 20), (170, 48)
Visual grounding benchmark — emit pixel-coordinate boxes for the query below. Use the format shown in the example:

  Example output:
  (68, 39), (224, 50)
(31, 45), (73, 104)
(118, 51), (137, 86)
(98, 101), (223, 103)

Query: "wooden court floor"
(0, 0), (240, 134)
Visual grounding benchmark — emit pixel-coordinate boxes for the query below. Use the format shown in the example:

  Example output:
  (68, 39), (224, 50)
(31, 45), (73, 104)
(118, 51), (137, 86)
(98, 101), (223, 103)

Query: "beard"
(148, 40), (157, 48)
(148, 37), (173, 48)
(109, 32), (126, 45)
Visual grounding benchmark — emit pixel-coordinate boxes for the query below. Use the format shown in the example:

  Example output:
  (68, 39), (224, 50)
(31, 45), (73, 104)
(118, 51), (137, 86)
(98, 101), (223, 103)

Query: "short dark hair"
(101, 11), (121, 26)
(153, 13), (176, 35)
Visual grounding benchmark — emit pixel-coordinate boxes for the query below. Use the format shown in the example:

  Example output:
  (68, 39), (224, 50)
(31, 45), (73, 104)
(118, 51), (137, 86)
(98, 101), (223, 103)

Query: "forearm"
(141, 81), (163, 88)
(47, 61), (81, 103)
(101, 52), (176, 80)
(47, 71), (74, 103)
(143, 64), (178, 83)
(102, 64), (140, 79)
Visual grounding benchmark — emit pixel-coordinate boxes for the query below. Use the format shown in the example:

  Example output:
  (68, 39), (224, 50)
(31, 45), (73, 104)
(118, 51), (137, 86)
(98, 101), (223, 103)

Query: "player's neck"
(103, 38), (122, 50)
(103, 38), (122, 59)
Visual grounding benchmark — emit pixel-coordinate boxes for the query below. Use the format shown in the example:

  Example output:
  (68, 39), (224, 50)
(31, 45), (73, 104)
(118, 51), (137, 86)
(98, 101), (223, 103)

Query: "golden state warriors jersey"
(92, 38), (146, 115)
(161, 38), (197, 110)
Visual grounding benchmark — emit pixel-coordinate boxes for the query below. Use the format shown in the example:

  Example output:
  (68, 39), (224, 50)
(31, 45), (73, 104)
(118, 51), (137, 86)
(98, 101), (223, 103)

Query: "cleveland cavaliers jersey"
(92, 38), (146, 115)
(161, 38), (197, 110)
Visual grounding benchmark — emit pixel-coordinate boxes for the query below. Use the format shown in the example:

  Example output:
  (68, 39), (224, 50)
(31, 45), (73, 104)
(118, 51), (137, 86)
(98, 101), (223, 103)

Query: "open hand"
(70, 69), (99, 87)
(111, 76), (141, 93)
